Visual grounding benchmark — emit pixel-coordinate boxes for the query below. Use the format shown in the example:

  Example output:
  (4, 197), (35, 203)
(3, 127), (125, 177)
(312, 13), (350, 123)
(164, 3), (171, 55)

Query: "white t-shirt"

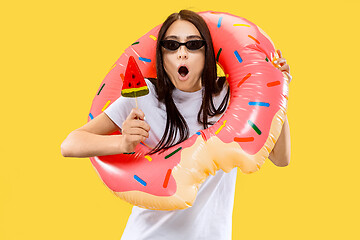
(104, 79), (238, 240)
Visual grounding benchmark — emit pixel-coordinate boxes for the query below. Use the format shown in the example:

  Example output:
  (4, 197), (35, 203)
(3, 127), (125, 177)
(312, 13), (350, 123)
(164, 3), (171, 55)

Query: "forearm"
(61, 130), (124, 158)
(268, 116), (291, 167)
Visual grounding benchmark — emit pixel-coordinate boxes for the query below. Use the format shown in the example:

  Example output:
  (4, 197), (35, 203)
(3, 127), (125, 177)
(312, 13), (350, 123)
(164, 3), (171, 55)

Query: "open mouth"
(178, 66), (189, 77)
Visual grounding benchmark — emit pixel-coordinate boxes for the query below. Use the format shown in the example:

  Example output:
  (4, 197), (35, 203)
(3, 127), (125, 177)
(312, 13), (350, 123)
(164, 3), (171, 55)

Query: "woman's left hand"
(274, 49), (292, 83)
(268, 49), (292, 167)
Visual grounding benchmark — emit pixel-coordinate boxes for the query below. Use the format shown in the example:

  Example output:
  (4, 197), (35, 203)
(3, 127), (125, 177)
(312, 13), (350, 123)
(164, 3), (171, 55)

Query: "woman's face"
(162, 20), (205, 92)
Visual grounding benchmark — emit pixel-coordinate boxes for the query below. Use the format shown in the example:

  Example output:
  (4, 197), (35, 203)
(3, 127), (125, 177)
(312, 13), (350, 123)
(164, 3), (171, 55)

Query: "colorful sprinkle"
(149, 35), (157, 41)
(134, 175), (147, 186)
(132, 41), (140, 45)
(216, 48), (222, 62)
(139, 57), (151, 62)
(97, 83), (105, 95)
(234, 137), (254, 142)
(248, 120), (262, 135)
(216, 63), (226, 78)
(144, 155), (152, 162)
(165, 147), (182, 159)
(196, 132), (201, 135)
(267, 81), (281, 87)
(234, 50), (243, 63)
(123, 152), (135, 154)
(120, 73), (125, 82)
(163, 169), (172, 188)
(102, 100), (111, 111)
(283, 94), (289, 100)
(237, 73), (251, 87)
(217, 17), (223, 28)
(200, 131), (207, 142)
(248, 35), (260, 44)
(215, 120), (227, 134)
(248, 102), (270, 107)
(234, 24), (250, 27)
(89, 113), (94, 120)
(140, 141), (152, 149)
(265, 57), (269, 62)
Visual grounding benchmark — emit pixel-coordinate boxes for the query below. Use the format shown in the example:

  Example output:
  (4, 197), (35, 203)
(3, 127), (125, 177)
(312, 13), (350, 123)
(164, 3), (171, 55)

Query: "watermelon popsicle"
(121, 56), (149, 107)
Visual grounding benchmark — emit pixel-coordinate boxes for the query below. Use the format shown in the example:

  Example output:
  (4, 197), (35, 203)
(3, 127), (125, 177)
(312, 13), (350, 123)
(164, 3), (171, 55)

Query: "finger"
(126, 108), (145, 121)
(128, 119), (151, 132)
(122, 127), (149, 138)
(279, 64), (290, 73)
(122, 118), (150, 135)
(133, 108), (145, 120)
(283, 71), (292, 83)
(277, 49), (282, 58)
(126, 109), (138, 121)
(135, 119), (151, 132)
(274, 58), (287, 66)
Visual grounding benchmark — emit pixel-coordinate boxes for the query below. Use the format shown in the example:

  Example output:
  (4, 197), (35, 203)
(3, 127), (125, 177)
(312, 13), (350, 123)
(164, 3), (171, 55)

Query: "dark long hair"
(148, 10), (229, 155)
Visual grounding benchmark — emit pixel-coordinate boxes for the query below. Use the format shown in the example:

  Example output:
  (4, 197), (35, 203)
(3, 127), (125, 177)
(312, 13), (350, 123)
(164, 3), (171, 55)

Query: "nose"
(177, 46), (188, 59)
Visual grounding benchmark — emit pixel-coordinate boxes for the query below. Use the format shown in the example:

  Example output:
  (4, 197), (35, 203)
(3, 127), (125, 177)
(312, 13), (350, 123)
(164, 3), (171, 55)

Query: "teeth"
(178, 66), (189, 77)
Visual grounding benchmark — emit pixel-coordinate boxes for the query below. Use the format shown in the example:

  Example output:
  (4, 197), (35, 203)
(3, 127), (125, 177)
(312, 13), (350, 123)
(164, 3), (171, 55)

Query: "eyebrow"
(164, 35), (202, 40)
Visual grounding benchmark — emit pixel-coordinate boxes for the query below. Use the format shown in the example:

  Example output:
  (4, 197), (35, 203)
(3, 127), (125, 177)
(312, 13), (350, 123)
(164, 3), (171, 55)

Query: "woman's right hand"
(121, 108), (151, 153)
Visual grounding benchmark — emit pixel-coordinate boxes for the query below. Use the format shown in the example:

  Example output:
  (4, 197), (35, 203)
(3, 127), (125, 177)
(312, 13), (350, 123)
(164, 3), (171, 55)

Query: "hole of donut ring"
(178, 66), (189, 77)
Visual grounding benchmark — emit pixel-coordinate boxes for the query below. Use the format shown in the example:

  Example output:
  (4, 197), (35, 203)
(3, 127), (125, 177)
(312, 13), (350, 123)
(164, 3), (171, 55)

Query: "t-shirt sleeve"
(104, 96), (136, 129)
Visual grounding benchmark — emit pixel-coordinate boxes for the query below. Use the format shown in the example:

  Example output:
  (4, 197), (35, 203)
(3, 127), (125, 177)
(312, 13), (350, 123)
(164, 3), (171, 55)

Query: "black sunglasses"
(160, 40), (206, 51)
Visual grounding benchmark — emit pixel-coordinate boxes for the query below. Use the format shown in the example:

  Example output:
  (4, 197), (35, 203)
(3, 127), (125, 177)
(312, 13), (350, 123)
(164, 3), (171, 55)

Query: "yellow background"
(1, 0), (359, 239)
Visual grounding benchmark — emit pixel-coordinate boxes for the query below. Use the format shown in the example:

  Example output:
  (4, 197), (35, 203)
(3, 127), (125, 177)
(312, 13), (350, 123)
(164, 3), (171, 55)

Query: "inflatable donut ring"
(88, 11), (289, 210)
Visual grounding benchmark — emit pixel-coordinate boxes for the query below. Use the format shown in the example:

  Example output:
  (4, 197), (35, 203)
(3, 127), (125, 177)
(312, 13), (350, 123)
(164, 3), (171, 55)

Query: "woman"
(61, 9), (291, 239)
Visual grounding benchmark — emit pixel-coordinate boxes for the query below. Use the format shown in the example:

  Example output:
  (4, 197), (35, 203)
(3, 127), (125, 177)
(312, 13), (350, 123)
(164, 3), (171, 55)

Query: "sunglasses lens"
(162, 40), (180, 50)
(186, 40), (205, 50)
(161, 40), (205, 51)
